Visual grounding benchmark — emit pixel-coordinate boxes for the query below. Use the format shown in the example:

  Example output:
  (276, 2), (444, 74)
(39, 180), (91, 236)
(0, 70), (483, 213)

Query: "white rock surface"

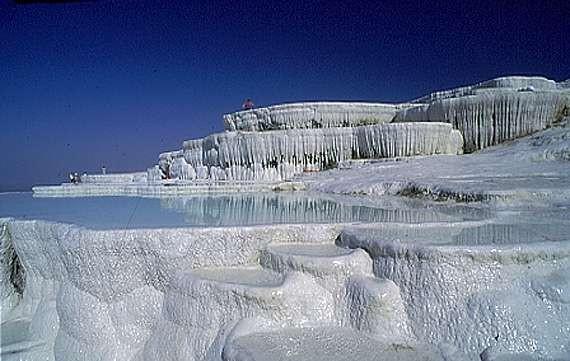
(223, 102), (407, 132)
(8, 75), (570, 361)
(222, 326), (469, 361)
(337, 221), (570, 359)
(258, 243), (412, 340)
(30, 76), (569, 194)
(169, 122), (462, 182)
(558, 79), (570, 89)
(158, 150), (184, 176)
(5, 189), (570, 360)
(399, 77), (570, 152)
(168, 156), (197, 180)
(81, 172), (147, 184)
(147, 268), (335, 360)
(1, 219), (21, 314)
(308, 118), (570, 203)
(1, 221), (349, 361)
(412, 76), (560, 103)
(32, 181), (282, 197)
(146, 165), (164, 182)
(3, 217), (463, 361)
(150, 76), (567, 184)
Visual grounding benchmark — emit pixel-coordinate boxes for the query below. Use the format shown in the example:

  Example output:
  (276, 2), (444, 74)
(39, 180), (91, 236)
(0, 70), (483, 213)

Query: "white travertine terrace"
(81, 172), (147, 184)
(3, 194), (569, 360)
(32, 181), (285, 197)
(1, 219), (478, 361)
(8, 75), (570, 360)
(411, 76), (560, 103)
(223, 326), (468, 361)
(222, 102), (407, 132)
(400, 77), (570, 152)
(156, 122), (463, 182)
(397, 90), (569, 152)
(308, 117), (570, 203)
(337, 221), (570, 359)
(30, 75), (569, 189)
(150, 76), (569, 184)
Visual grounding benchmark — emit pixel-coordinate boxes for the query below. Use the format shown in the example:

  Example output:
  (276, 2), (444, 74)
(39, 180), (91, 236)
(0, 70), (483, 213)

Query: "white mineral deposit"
(2, 76), (570, 361)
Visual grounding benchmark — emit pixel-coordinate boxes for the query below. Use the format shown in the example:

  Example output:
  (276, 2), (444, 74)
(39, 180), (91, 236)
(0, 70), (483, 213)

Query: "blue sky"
(1, 0), (569, 191)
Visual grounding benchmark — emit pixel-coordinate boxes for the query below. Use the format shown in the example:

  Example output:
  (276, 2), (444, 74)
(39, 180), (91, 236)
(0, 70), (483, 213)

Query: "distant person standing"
(102, 166), (107, 175)
(70, 172), (80, 184)
(242, 98), (254, 110)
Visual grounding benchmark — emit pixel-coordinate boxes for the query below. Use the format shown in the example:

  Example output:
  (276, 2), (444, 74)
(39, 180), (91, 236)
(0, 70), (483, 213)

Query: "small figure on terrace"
(69, 172), (81, 184)
(242, 98), (254, 110)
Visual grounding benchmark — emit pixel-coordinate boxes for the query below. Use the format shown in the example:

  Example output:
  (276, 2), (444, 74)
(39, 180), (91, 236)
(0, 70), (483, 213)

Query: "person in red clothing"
(242, 98), (254, 110)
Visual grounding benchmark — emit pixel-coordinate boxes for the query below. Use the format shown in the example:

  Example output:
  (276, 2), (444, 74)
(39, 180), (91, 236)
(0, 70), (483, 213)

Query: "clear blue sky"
(1, 0), (569, 191)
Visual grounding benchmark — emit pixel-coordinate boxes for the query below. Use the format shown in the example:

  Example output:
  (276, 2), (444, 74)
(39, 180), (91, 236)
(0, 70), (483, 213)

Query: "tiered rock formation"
(397, 76), (570, 152)
(151, 76), (569, 183)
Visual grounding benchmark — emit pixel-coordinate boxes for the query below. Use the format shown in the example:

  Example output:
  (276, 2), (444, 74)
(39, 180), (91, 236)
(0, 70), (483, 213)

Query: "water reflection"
(159, 193), (488, 227)
(0, 192), (490, 229)
(0, 192), (491, 229)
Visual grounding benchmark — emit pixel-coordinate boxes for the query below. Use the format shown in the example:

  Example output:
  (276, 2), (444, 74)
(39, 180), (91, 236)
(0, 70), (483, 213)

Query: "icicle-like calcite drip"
(163, 122), (462, 182)
(223, 102), (408, 132)
(397, 90), (570, 152)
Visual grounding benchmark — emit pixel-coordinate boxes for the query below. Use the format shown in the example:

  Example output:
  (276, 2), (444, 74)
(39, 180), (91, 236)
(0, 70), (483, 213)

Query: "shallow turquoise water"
(0, 192), (477, 229)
